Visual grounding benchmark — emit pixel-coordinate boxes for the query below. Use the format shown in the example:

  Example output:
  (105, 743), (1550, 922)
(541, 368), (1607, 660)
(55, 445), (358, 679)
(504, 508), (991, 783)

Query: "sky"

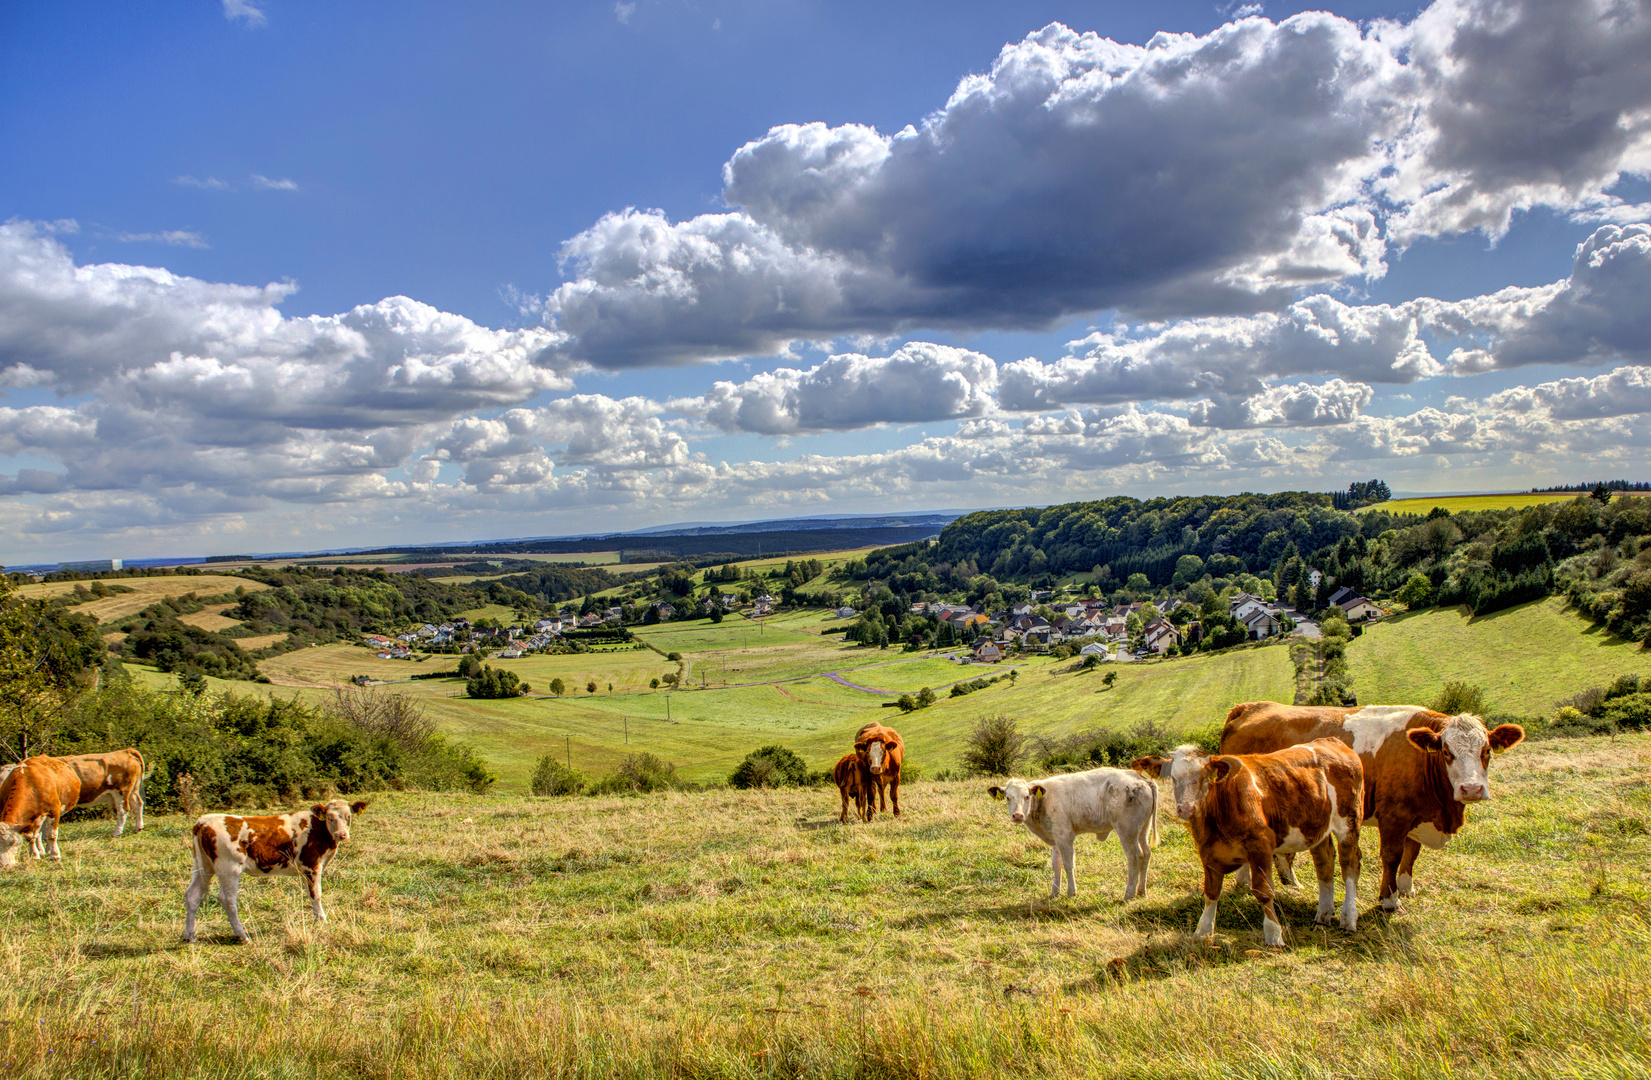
(2, 0), (1650, 563)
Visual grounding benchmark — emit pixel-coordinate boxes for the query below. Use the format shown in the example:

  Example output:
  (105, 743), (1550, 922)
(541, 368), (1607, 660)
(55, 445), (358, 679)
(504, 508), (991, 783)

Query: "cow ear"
(986, 786), (1003, 799)
(350, 800), (369, 815)
(311, 804), (327, 817)
(1407, 728), (1443, 754)
(1030, 784), (1045, 799)
(1208, 757), (1239, 783)
(1130, 756), (1164, 778)
(1487, 725), (1524, 754)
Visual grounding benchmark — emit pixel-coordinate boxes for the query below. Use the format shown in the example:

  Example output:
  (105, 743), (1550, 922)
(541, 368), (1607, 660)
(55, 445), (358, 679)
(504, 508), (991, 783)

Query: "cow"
(0, 756), (83, 867)
(987, 766), (1159, 900)
(854, 723), (904, 819)
(57, 748), (146, 836)
(834, 751), (871, 823)
(1133, 740), (1363, 947)
(184, 799), (368, 942)
(1219, 702), (1525, 911)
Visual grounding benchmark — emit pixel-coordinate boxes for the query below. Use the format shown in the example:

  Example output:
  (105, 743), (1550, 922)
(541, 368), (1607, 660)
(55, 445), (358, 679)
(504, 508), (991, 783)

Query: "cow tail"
(1147, 777), (1160, 848)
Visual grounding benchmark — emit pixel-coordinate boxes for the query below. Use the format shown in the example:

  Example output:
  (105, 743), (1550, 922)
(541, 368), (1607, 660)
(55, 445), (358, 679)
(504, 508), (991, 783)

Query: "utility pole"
(666, 692), (671, 722)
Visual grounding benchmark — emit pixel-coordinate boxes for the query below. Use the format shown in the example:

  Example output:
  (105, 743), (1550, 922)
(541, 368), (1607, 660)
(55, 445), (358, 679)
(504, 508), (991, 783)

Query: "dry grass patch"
(2, 733), (1647, 1078)
(14, 574), (266, 623)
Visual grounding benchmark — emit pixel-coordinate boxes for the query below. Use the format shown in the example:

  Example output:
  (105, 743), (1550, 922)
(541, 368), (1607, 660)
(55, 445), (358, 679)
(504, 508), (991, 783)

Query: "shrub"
(728, 745), (809, 789)
(1431, 681), (1488, 716)
(549, 677), (565, 696)
(530, 755), (586, 796)
(961, 715), (1025, 776)
(465, 664), (525, 699)
(916, 686), (936, 709)
(588, 752), (683, 796)
(896, 693), (918, 712)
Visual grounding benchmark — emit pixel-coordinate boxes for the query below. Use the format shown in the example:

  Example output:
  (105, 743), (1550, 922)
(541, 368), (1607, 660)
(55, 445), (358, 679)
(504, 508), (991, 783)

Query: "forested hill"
(846, 489), (1651, 643)
(933, 493), (1361, 584)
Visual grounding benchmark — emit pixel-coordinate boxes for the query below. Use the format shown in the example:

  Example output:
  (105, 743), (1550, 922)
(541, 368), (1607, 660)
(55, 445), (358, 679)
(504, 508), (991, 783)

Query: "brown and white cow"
(1133, 740), (1363, 946)
(57, 748), (146, 836)
(854, 723), (904, 819)
(1219, 702), (1525, 911)
(0, 756), (83, 867)
(834, 751), (871, 823)
(184, 799), (368, 942)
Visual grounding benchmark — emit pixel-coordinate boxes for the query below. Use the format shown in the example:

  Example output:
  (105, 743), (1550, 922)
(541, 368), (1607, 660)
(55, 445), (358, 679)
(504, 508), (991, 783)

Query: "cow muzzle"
(1010, 812), (1024, 823)
(1456, 783), (1487, 802)
(0, 826), (20, 868)
(1176, 803), (1196, 820)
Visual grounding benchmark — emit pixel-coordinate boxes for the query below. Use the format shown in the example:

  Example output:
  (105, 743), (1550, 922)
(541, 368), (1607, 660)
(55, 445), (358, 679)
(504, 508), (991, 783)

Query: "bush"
(728, 744), (809, 789)
(916, 686), (936, 709)
(466, 664), (525, 699)
(896, 693), (918, 712)
(530, 755), (586, 796)
(1035, 718), (1220, 772)
(1431, 681), (1488, 716)
(588, 753), (683, 795)
(961, 715), (1025, 776)
(50, 682), (493, 809)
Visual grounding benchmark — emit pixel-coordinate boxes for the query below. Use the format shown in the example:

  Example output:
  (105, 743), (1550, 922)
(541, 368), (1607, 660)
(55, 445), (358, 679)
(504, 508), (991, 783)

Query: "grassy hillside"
(4, 733), (1647, 1079)
(14, 574), (266, 622)
(1348, 597), (1651, 714)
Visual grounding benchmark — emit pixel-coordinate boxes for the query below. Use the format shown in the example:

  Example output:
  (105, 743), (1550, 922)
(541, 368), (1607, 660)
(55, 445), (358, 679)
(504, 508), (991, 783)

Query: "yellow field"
(176, 604), (243, 632)
(1364, 492), (1649, 515)
(13, 574), (266, 622)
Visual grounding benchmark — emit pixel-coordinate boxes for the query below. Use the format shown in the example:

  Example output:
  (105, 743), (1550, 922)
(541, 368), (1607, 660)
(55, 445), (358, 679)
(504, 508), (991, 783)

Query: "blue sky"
(2, 0), (1650, 562)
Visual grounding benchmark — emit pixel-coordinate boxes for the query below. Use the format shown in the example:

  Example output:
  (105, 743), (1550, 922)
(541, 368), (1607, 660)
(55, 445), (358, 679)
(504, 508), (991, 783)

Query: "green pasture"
(5, 733), (1647, 1079)
(1348, 596), (1651, 715)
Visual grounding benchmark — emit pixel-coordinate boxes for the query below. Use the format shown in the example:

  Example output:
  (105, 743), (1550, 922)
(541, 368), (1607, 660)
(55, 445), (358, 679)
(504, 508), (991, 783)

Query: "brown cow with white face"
(854, 723), (904, 819)
(1133, 740), (1363, 947)
(1219, 702), (1525, 911)
(57, 748), (146, 836)
(0, 756), (82, 867)
(183, 799), (367, 942)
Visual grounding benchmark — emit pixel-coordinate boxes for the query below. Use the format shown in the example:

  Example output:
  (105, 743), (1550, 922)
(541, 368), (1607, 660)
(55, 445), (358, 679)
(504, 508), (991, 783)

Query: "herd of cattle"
(0, 702), (1523, 946)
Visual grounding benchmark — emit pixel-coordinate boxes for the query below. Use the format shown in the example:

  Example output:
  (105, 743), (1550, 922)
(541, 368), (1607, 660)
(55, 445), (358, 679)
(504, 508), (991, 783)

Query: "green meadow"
(3, 733), (1647, 1079)
(1348, 597), (1651, 715)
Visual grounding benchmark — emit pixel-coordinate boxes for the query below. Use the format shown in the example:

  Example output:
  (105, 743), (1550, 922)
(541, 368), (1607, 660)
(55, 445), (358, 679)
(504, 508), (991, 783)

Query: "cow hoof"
(1314, 912), (1333, 926)
(1380, 898), (1400, 913)
(1340, 916), (1357, 932)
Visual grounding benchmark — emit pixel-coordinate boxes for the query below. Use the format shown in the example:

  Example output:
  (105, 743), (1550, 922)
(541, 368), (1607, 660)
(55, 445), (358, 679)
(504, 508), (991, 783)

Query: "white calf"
(987, 767), (1160, 900)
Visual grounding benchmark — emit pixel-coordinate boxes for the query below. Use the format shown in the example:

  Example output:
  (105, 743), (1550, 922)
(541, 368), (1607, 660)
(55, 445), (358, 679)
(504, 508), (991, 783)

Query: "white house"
(1079, 642), (1110, 659)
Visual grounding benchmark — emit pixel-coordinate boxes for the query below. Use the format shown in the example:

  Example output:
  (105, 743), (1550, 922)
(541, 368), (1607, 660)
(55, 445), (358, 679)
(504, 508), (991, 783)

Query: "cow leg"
(1395, 838), (1422, 898)
(218, 868), (250, 942)
(1377, 822), (1407, 912)
(306, 863), (327, 922)
(183, 860), (213, 942)
(889, 776), (900, 818)
(112, 792), (128, 838)
(133, 779), (144, 831)
(1274, 853), (1300, 888)
(1310, 841), (1338, 926)
(26, 817), (45, 859)
(1194, 861), (1223, 939)
(1247, 849), (1284, 947)
(839, 786), (850, 824)
(44, 812), (63, 861)
(1338, 831), (1361, 931)
(1124, 824), (1148, 900)
(1233, 862), (1251, 894)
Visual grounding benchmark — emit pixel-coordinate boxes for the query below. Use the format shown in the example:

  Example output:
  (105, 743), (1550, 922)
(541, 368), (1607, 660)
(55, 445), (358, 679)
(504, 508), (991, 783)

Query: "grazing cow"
(1219, 701), (1525, 910)
(1133, 740), (1362, 946)
(987, 767), (1159, 900)
(834, 752), (871, 823)
(0, 756), (83, 867)
(854, 723), (904, 819)
(184, 799), (368, 942)
(57, 748), (146, 836)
